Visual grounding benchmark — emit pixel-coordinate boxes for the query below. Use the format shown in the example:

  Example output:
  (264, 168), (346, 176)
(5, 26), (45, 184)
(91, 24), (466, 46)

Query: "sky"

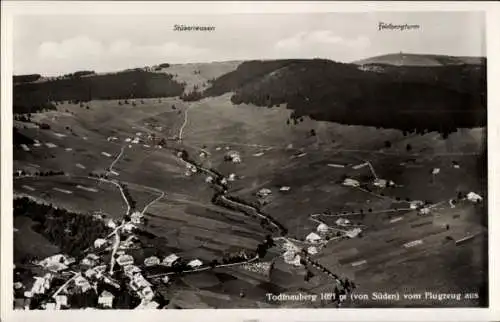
(13, 11), (485, 76)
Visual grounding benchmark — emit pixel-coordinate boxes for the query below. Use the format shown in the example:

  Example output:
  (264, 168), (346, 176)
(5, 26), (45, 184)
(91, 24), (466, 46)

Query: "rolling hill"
(353, 52), (486, 66)
(13, 54), (486, 135)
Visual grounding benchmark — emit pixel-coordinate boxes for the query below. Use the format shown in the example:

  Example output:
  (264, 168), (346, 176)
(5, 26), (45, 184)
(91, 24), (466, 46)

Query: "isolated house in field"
(410, 200), (424, 209)
(419, 207), (431, 215)
(432, 168), (441, 175)
(98, 291), (114, 308)
(467, 192), (483, 203)
(342, 178), (360, 187)
(305, 232), (322, 244)
(228, 173), (236, 182)
(101, 152), (112, 158)
(187, 259), (203, 268)
(162, 254), (180, 267)
(257, 188), (272, 198)
(94, 238), (108, 249)
(279, 186), (291, 192)
(144, 256), (160, 267)
(225, 150), (241, 163)
(116, 254), (134, 267)
(307, 246), (318, 255)
(373, 179), (388, 188)
(205, 176), (214, 183)
(162, 276), (170, 284)
(452, 161), (460, 169)
(335, 218), (351, 226)
(316, 223), (330, 234)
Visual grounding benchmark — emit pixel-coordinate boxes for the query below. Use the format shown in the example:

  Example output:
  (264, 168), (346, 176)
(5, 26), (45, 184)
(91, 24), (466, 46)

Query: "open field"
(13, 86), (487, 308)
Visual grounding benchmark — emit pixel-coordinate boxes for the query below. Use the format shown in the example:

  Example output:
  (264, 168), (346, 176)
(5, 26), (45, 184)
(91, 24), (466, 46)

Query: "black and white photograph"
(2, 2), (499, 320)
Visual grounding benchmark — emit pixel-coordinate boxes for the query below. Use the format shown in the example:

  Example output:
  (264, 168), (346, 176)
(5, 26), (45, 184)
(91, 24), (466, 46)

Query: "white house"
(187, 259), (203, 268)
(144, 256), (160, 267)
(123, 264), (141, 277)
(107, 219), (117, 229)
(373, 179), (387, 188)
(343, 178), (360, 187)
(257, 188), (272, 198)
(162, 276), (170, 284)
(467, 192), (483, 203)
(130, 211), (142, 224)
(98, 291), (114, 308)
(125, 138), (132, 143)
(305, 232), (322, 243)
(432, 168), (441, 175)
(307, 246), (318, 255)
(162, 254), (180, 267)
(279, 186), (291, 192)
(84, 268), (98, 279)
(228, 173), (236, 182)
(410, 200), (424, 209)
(205, 176), (214, 183)
(116, 254), (134, 267)
(283, 251), (302, 267)
(316, 223), (329, 234)
(335, 218), (351, 226)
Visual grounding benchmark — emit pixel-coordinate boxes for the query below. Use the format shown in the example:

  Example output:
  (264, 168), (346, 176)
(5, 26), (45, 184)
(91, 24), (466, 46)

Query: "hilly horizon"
(13, 53), (486, 136)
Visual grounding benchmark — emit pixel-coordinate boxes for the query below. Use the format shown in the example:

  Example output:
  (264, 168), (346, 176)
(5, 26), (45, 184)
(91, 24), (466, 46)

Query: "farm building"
(283, 251), (302, 267)
(410, 200), (424, 209)
(305, 232), (322, 243)
(131, 211), (142, 224)
(162, 254), (180, 266)
(279, 186), (291, 192)
(335, 218), (351, 226)
(307, 246), (318, 255)
(419, 207), (431, 215)
(257, 188), (272, 198)
(144, 256), (160, 267)
(343, 178), (360, 187)
(228, 173), (236, 181)
(98, 291), (114, 308)
(187, 259), (203, 268)
(432, 168), (441, 175)
(225, 150), (242, 163)
(205, 176), (214, 183)
(467, 192), (483, 203)
(122, 223), (137, 233)
(123, 264), (141, 277)
(130, 274), (152, 291)
(373, 179), (388, 188)
(116, 254), (134, 267)
(316, 223), (329, 234)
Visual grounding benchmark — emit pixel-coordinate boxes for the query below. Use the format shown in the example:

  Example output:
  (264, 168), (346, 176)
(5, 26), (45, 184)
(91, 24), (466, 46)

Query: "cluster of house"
(225, 150), (242, 163)
(342, 177), (395, 189)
